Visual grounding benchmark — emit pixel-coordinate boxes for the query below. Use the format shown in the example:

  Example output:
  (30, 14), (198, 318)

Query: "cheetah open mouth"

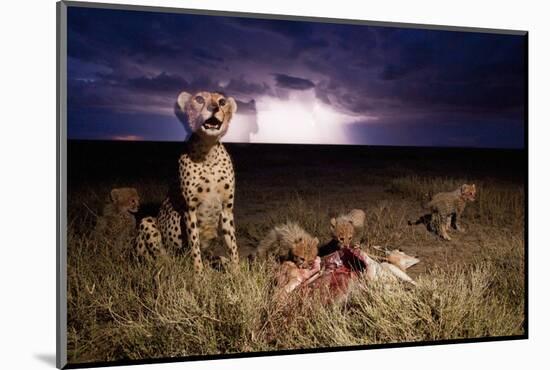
(202, 116), (222, 130)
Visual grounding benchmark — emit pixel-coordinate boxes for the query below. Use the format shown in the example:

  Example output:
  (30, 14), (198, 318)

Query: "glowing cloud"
(249, 90), (369, 144)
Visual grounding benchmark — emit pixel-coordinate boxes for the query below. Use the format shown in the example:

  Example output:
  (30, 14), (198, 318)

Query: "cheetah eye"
(194, 95), (205, 104)
(218, 98), (226, 107)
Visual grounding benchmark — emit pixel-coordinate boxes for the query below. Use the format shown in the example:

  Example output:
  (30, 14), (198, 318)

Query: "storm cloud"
(273, 74), (315, 90)
(66, 6), (526, 148)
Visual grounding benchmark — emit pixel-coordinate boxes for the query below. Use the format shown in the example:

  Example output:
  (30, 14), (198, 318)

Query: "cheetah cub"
(425, 184), (476, 241)
(256, 222), (320, 268)
(94, 187), (140, 251)
(330, 209), (366, 248)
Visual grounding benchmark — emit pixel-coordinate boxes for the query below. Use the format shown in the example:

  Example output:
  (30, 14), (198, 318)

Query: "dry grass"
(67, 174), (525, 365)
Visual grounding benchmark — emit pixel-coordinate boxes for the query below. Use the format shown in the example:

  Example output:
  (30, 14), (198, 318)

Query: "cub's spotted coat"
(136, 91), (239, 272)
(256, 222), (319, 268)
(330, 209), (366, 248)
(425, 184), (476, 241)
(94, 187), (140, 255)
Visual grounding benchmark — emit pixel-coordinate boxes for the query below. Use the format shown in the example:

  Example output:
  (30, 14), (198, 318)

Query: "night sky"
(67, 6), (526, 148)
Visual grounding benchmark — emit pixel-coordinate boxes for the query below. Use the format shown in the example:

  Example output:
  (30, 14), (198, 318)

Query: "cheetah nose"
(207, 104), (219, 112)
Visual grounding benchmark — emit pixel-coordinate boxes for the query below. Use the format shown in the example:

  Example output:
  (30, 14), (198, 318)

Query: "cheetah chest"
(186, 162), (234, 242)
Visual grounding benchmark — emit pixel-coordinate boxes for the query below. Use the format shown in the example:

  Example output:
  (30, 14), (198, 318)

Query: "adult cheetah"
(137, 91), (239, 273)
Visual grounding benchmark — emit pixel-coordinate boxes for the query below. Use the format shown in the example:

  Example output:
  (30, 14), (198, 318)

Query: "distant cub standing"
(136, 91), (239, 273)
(256, 222), (319, 268)
(330, 209), (366, 248)
(94, 187), (140, 251)
(425, 184), (476, 241)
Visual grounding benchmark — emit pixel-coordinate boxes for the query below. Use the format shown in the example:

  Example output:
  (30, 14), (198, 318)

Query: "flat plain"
(66, 141), (526, 365)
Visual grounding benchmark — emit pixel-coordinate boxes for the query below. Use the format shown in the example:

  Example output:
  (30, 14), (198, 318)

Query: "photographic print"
(57, 1), (527, 368)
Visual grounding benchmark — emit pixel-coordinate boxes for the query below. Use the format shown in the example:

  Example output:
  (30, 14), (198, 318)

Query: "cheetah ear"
(312, 237), (319, 247)
(177, 91), (192, 111)
(110, 188), (121, 204)
(471, 184), (476, 191)
(227, 97), (237, 114)
(330, 217), (336, 229)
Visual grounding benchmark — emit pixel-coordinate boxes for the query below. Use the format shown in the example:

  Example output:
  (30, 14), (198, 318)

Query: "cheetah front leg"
(436, 214), (451, 241)
(184, 210), (204, 274)
(220, 206), (239, 266)
(446, 215), (452, 232)
(451, 213), (465, 232)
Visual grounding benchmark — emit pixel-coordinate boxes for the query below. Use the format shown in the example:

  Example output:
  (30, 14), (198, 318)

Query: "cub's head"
(110, 187), (140, 213)
(290, 236), (319, 268)
(460, 184), (476, 202)
(330, 218), (354, 248)
(177, 91), (237, 140)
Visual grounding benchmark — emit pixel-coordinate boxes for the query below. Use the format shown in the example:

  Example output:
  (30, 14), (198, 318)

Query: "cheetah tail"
(408, 217), (424, 226)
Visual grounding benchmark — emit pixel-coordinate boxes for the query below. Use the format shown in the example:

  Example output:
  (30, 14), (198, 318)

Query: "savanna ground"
(67, 141), (526, 365)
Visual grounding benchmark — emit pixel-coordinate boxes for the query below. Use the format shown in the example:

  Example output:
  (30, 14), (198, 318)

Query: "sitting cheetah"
(330, 209), (366, 249)
(424, 184), (477, 241)
(255, 222), (319, 268)
(94, 187), (140, 253)
(137, 90), (239, 273)
(135, 216), (166, 260)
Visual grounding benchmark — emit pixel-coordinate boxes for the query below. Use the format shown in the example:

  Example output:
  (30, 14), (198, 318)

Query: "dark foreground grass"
(67, 175), (525, 364)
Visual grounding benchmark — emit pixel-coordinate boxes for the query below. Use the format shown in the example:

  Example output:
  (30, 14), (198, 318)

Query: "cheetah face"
(291, 237), (319, 268)
(177, 91), (238, 139)
(330, 219), (354, 248)
(110, 187), (140, 213)
(460, 184), (476, 202)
